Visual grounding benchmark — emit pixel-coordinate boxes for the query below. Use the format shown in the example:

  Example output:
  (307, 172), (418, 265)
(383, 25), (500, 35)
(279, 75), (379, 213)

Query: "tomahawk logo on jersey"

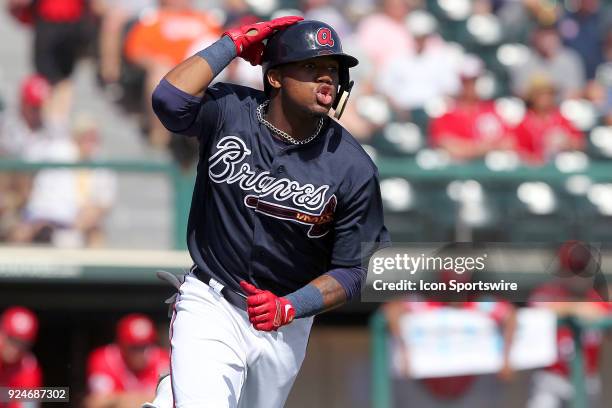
(208, 135), (337, 238)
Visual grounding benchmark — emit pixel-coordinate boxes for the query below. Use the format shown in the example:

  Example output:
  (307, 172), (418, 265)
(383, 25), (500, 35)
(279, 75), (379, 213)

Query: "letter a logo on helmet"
(316, 27), (335, 47)
(262, 20), (358, 118)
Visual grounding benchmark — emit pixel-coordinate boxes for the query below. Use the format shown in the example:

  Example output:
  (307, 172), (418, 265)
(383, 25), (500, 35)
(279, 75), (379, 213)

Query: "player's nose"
(315, 71), (333, 85)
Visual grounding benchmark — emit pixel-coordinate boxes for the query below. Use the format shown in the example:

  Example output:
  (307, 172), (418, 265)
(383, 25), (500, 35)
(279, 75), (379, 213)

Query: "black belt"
(192, 266), (247, 310)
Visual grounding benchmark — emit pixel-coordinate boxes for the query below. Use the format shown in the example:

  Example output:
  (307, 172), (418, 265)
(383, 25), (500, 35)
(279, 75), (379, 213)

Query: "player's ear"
(266, 68), (282, 90)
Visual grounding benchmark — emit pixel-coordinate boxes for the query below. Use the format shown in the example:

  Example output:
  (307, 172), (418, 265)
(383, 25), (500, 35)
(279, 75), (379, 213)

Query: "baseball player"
(149, 16), (389, 408)
(0, 306), (42, 408)
(85, 314), (169, 408)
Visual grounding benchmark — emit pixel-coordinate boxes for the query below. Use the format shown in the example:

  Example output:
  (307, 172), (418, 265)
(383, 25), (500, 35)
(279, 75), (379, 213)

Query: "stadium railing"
(370, 311), (612, 408)
(4, 157), (612, 247)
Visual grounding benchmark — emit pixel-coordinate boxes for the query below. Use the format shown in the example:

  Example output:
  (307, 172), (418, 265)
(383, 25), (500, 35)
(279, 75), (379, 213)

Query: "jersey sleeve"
(331, 170), (390, 266)
(153, 81), (257, 144)
(152, 79), (221, 139)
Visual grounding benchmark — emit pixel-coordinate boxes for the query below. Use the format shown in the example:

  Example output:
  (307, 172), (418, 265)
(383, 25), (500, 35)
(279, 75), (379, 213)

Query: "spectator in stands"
(527, 240), (611, 408)
(430, 55), (513, 161)
(6, 0), (92, 121)
(97, 0), (155, 84)
(509, 21), (585, 100)
(0, 75), (72, 161)
(498, 0), (562, 42)
(302, 0), (352, 40)
(84, 314), (169, 408)
(0, 306), (43, 403)
(354, 0), (415, 71)
(377, 10), (461, 113)
(10, 114), (117, 247)
(513, 74), (584, 165)
(383, 269), (516, 408)
(223, 0), (254, 29)
(0, 74), (49, 157)
(123, 0), (222, 147)
(0, 75), (74, 244)
(559, 0), (612, 80)
(587, 28), (612, 123)
(0, 174), (31, 243)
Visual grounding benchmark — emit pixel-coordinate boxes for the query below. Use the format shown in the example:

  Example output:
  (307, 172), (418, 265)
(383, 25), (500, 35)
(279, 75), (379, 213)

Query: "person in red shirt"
(123, 0), (222, 147)
(513, 74), (585, 165)
(527, 240), (611, 408)
(0, 306), (43, 408)
(84, 314), (169, 408)
(429, 55), (513, 161)
(7, 0), (90, 121)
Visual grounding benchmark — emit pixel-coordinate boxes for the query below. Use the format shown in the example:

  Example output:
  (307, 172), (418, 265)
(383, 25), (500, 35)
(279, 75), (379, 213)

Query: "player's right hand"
(240, 281), (296, 331)
(223, 16), (304, 66)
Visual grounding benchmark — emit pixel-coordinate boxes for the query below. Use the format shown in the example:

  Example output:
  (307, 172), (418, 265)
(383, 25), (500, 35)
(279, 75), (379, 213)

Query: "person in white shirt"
(376, 10), (462, 113)
(0, 74), (74, 242)
(10, 114), (117, 247)
(354, 0), (415, 70)
(509, 22), (586, 100)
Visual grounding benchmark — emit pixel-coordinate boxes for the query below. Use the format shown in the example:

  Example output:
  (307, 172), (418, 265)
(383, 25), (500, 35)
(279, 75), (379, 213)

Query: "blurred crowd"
(0, 2), (611, 407)
(1, 0), (612, 246)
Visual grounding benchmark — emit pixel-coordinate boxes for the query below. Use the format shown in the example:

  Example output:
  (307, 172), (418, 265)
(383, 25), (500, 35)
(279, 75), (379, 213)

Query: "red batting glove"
(223, 16), (303, 66)
(240, 281), (295, 331)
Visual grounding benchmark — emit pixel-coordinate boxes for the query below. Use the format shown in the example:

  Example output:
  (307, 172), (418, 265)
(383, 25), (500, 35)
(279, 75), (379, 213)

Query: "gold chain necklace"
(256, 100), (324, 145)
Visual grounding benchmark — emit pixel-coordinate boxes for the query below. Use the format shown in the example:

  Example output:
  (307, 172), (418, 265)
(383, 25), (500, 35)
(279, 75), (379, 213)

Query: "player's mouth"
(315, 84), (335, 107)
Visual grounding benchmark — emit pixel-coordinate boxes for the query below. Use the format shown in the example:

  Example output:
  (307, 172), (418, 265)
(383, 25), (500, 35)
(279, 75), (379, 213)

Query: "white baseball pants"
(157, 271), (313, 408)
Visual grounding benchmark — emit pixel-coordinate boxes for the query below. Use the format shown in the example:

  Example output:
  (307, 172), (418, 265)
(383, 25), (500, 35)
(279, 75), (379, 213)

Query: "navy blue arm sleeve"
(325, 265), (367, 300)
(285, 265), (365, 318)
(151, 79), (220, 138)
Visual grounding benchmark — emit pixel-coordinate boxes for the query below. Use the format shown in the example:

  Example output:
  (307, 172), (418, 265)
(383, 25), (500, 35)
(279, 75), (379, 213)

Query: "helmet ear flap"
(332, 65), (352, 119)
(332, 65), (349, 109)
(333, 80), (353, 120)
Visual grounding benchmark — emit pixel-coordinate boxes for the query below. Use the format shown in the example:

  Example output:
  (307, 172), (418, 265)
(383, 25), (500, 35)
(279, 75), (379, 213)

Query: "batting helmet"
(262, 20), (358, 118)
(0, 306), (38, 343)
(116, 314), (157, 346)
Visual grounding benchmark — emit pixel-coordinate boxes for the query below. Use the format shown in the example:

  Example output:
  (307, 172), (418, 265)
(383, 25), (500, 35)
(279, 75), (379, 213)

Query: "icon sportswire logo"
(208, 136), (337, 237)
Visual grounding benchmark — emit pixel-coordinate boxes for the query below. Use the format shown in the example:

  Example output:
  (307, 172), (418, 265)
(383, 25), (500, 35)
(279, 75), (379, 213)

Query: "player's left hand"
(240, 281), (295, 331)
(223, 16), (304, 66)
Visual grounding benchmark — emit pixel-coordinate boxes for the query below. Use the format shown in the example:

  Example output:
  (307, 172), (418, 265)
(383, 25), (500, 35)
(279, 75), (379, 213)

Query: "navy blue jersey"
(183, 82), (389, 295)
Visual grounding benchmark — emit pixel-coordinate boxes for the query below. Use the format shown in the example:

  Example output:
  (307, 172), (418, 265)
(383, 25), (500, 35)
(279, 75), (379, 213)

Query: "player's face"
(460, 77), (478, 101)
(20, 102), (43, 130)
(277, 56), (340, 116)
(531, 87), (556, 112)
(121, 344), (150, 372)
(0, 336), (30, 364)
